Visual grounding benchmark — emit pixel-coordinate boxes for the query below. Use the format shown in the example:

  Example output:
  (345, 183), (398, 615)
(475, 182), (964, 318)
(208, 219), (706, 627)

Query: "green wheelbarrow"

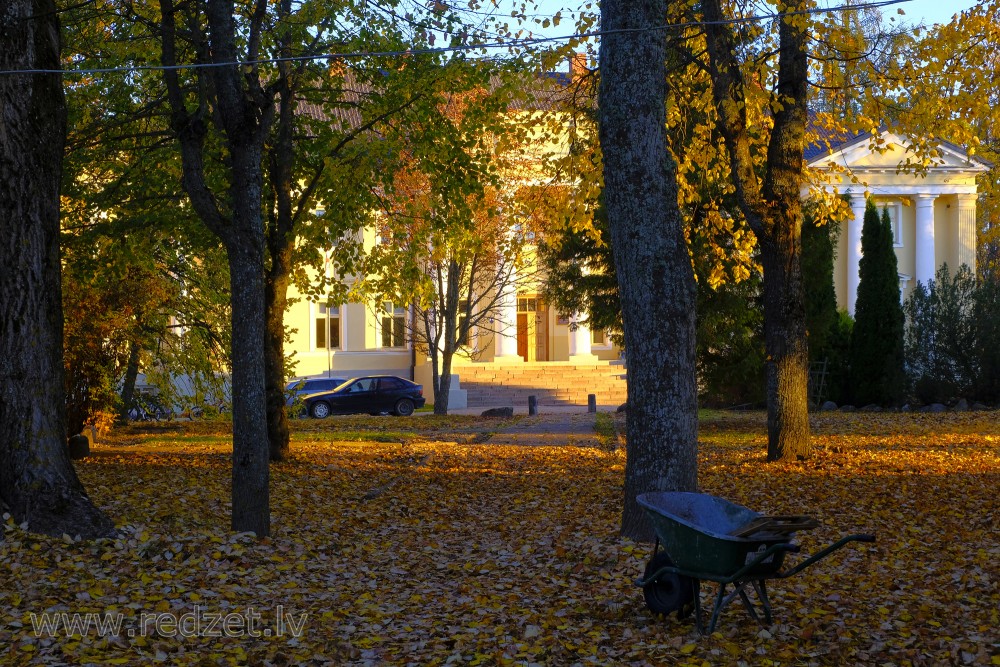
(635, 492), (875, 635)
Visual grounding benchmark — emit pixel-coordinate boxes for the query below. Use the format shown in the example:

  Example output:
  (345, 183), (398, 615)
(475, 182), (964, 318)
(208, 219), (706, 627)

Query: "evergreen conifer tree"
(802, 209), (838, 362)
(850, 201), (905, 405)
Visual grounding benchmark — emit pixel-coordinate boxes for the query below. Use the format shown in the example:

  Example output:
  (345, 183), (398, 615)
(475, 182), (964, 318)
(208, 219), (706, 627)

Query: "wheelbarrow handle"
(774, 533), (877, 579)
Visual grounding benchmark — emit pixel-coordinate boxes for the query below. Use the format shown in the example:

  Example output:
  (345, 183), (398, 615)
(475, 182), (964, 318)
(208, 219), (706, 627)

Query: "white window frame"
(881, 201), (903, 247)
(380, 302), (407, 349)
(591, 328), (609, 348)
(313, 301), (341, 350)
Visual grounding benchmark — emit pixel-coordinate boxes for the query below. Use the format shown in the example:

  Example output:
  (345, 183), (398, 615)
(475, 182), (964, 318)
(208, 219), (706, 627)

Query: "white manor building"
(282, 127), (991, 409)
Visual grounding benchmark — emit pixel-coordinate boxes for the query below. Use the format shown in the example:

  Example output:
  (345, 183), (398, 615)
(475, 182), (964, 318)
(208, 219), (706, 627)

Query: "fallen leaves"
(0, 411), (997, 665)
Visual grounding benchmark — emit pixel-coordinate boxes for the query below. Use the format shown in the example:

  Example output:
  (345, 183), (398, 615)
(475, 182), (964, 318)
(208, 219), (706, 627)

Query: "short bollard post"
(588, 394), (597, 413)
(528, 395), (537, 416)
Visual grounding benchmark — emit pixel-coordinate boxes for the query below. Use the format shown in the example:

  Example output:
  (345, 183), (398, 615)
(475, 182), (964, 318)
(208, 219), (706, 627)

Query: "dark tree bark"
(703, 0), (812, 461)
(599, 0), (699, 541)
(161, 0), (270, 536)
(263, 25), (296, 462)
(0, 0), (114, 538)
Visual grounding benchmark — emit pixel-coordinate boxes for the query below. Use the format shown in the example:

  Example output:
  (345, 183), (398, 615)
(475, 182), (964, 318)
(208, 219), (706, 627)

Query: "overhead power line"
(0, 0), (917, 77)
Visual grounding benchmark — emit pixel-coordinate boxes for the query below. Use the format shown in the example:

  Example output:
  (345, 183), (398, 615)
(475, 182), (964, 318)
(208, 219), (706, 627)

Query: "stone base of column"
(568, 353), (599, 364)
(491, 354), (525, 365)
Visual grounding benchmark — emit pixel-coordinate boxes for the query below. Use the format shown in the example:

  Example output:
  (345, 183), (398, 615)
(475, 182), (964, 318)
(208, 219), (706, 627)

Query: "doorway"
(516, 295), (548, 362)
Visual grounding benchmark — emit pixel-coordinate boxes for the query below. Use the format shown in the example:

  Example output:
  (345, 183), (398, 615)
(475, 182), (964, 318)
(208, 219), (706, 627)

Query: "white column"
(956, 194), (977, 273)
(847, 193), (866, 315)
(914, 194), (937, 286)
(493, 268), (521, 363)
(567, 313), (597, 362)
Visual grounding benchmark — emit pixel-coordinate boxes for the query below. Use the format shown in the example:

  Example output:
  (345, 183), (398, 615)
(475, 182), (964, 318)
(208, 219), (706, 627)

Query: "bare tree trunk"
(435, 348), (453, 415)
(0, 0), (114, 538)
(264, 254), (292, 461)
(161, 0), (271, 535)
(120, 340), (142, 421)
(703, 0), (812, 461)
(227, 233), (270, 536)
(264, 49), (296, 462)
(599, 0), (699, 541)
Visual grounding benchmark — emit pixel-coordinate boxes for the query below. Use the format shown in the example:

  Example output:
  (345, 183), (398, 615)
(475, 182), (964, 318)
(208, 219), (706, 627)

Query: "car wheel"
(642, 551), (695, 617)
(310, 402), (331, 419)
(393, 398), (415, 417)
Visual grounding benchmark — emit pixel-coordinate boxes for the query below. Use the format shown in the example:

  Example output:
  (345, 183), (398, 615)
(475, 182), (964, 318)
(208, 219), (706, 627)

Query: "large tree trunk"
(0, 0), (114, 538)
(759, 235), (811, 461)
(263, 0), (294, 462)
(264, 255), (292, 461)
(759, 16), (811, 460)
(599, 0), (699, 541)
(219, 76), (271, 536)
(227, 233), (271, 536)
(161, 0), (271, 535)
(703, 0), (812, 461)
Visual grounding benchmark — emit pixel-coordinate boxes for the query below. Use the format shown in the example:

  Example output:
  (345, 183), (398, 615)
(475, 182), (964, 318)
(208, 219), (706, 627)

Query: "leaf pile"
(1, 412), (997, 665)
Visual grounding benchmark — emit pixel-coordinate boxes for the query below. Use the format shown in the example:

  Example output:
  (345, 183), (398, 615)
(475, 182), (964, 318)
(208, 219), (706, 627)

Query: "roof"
(804, 124), (868, 161)
(805, 123), (993, 170)
(292, 67), (576, 130)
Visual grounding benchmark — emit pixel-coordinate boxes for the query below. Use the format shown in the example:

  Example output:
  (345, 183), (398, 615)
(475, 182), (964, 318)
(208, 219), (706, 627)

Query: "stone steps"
(457, 361), (628, 407)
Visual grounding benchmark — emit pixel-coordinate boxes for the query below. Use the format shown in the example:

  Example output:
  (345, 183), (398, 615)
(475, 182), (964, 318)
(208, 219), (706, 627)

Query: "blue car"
(303, 375), (425, 418)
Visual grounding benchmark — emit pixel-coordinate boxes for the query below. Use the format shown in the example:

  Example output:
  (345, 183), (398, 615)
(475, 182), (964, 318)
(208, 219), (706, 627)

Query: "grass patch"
(593, 411), (618, 450)
(293, 430), (416, 443)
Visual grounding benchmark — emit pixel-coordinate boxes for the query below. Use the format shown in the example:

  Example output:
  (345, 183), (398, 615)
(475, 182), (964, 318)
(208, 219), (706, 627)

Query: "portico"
(807, 130), (990, 313)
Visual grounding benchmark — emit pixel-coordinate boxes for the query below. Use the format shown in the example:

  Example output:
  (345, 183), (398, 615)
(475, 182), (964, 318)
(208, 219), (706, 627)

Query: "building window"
(591, 328), (606, 346)
(517, 296), (541, 312)
(381, 302), (406, 348)
(881, 202), (902, 247)
(315, 303), (340, 349)
(457, 299), (471, 347)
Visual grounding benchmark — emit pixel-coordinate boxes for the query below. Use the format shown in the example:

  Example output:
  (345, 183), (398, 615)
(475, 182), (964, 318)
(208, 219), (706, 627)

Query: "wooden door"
(516, 313), (528, 360)
(534, 308), (548, 361)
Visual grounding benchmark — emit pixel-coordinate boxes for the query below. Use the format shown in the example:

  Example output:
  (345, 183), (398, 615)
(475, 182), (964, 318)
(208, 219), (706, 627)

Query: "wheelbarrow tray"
(637, 492), (792, 577)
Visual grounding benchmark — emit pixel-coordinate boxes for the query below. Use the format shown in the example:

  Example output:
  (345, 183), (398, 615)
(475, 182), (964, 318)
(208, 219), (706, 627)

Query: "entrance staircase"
(457, 361), (628, 408)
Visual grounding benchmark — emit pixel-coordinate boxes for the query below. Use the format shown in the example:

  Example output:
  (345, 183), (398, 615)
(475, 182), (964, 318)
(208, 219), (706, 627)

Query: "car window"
(351, 378), (375, 392)
(314, 379), (340, 391)
(379, 378), (404, 391)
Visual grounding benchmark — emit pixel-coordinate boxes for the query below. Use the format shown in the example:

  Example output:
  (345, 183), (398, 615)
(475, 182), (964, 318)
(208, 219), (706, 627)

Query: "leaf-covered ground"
(2, 412), (998, 666)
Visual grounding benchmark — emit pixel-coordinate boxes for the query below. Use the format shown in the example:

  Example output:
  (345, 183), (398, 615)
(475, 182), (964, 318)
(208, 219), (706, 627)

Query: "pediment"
(807, 130), (991, 173)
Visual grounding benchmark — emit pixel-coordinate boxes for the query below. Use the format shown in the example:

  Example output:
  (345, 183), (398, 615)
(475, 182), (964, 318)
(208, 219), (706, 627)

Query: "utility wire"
(1, 0), (917, 77)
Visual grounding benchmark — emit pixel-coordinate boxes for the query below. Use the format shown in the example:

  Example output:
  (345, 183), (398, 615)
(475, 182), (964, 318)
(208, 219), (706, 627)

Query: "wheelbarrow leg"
(692, 579), (705, 635)
(692, 579), (734, 635)
(731, 579), (773, 627)
(753, 579), (773, 626)
(705, 582), (733, 635)
(692, 581), (737, 635)
(736, 584), (761, 625)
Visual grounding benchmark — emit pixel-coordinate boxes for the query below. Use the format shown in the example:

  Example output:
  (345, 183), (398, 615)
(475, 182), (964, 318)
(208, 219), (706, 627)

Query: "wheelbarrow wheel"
(642, 551), (695, 617)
